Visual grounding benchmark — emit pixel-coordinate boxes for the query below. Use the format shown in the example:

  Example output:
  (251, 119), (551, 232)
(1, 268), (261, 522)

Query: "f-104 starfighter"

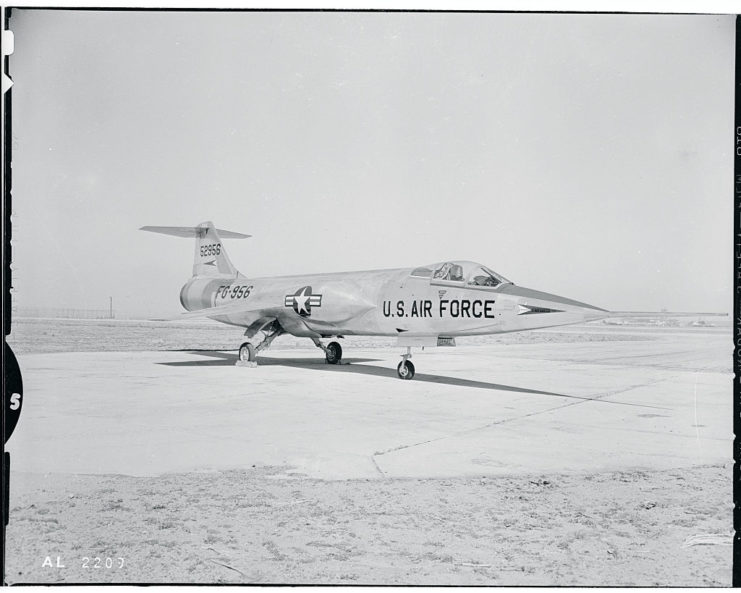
(140, 221), (613, 379)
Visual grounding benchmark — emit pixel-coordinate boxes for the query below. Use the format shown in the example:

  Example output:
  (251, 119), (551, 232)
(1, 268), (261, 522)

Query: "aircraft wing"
(154, 298), (334, 339)
(153, 297), (279, 321)
(153, 298), (373, 339)
(156, 289), (375, 325)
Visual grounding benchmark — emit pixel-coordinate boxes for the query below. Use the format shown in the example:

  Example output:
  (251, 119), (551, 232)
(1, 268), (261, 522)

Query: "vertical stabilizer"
(192, 221), (238, 277)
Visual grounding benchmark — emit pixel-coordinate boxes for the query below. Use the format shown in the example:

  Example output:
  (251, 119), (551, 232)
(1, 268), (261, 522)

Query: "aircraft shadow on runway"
(155, 349), (635, 405)
(159, 349), (383, 367)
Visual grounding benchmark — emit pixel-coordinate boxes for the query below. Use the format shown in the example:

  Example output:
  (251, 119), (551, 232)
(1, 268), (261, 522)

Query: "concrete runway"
(9, 327), (730, 480)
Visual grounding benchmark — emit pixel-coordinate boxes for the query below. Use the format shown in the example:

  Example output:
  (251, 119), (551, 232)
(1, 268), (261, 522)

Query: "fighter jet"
(140, 221), (711, 379)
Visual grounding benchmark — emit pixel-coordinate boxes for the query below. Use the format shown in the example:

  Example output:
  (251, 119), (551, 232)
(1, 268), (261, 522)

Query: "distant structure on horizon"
(15, 306), (115, 320)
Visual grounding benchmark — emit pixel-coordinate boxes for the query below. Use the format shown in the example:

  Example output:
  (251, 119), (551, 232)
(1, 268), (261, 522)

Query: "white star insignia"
(294, 287), (310, 315)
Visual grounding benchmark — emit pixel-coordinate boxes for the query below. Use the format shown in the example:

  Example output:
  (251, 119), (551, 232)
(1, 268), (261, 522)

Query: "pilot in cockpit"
(432, 263), (451, 280)
(433, 262), (464, 282)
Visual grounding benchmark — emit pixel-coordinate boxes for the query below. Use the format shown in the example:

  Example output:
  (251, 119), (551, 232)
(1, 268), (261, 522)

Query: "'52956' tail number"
(214, 284), (253, 301)
(200, 243), (221, 257)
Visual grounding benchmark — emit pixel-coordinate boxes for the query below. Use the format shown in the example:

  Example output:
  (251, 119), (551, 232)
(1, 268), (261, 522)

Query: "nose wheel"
(397, 360), (415, 380)
(397, 346), (415, 380)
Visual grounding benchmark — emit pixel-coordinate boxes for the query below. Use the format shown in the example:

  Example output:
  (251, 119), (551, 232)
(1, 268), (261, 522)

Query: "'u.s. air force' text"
(382, 299), (496, 318)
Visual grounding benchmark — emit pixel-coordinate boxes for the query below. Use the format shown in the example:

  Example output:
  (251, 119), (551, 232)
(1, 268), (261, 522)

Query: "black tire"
(397, 360), (415, 380)
(239, 342), (256, 362)
(325, 341), (342, 364)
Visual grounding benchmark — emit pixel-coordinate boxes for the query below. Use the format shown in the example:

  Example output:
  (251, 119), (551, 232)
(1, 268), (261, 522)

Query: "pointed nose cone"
(498, 285), (609, 323)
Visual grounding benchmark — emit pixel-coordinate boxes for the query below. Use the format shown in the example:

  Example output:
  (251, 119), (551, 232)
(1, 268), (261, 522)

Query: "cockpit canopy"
(410, 260), (511, 288)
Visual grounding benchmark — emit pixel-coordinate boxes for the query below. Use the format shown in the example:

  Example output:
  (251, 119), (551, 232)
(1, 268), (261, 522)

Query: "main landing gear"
(238, 321), (284, 364)
(397, 347), (415, 380)
(312, 337), (343, 364)
(239, 342), (256, 362)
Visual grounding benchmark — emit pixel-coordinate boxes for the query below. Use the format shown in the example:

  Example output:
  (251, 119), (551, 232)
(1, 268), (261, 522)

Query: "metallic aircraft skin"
(142, 221), (609, 377)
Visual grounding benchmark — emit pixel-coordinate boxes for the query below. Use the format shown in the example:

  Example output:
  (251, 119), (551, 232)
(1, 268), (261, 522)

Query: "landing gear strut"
(397, 347), (415, 380)
(238, 321), (284, 365)
(312, 337), (343, 364)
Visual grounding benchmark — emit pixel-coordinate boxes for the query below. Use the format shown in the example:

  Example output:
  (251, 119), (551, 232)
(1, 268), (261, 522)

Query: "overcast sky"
(7, 10), (734, 317)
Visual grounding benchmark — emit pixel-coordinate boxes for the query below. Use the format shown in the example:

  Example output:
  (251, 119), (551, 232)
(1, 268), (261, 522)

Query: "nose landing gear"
(397, 347), (415, 380)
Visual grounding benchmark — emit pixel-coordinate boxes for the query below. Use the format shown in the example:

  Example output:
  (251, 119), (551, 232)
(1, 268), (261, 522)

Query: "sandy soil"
(5, 464), (731, 585)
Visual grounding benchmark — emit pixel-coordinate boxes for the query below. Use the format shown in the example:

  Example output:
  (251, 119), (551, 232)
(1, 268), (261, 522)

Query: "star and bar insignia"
(284, 286), (322, 317)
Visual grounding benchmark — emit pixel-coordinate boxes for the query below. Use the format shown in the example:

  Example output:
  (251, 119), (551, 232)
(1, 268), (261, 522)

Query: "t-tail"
(140, 221), (250, 277)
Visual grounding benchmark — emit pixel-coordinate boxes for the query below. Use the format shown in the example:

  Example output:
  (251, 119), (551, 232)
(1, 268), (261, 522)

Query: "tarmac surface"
(9, 325), (731, 480)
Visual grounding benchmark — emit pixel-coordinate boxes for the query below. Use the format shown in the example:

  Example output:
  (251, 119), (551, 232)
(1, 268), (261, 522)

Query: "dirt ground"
(5, 464), (731, 585)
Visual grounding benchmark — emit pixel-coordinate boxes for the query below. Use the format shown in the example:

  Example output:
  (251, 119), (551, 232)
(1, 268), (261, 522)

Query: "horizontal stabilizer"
(140, 226), (251, 239)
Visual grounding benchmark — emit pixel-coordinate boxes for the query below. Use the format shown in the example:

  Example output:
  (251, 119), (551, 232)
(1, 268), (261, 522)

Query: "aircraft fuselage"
(179, 265), (608, 339)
